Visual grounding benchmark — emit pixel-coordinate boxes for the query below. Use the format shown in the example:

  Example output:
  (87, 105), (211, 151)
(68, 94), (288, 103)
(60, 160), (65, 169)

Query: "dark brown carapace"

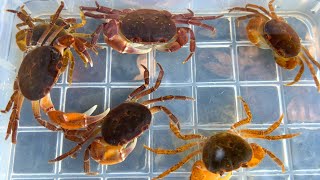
(263, 19), (301, 58)
(80, 2), (222, 63)
(202, 132), (252, 175)
(1, 2), (100, 144)
(101, 102), (152, 146)
(18, 46), (63, 100)
(120, 9), (177, 43)
(229, 0), (320, 91)
(145, 97), (300, 180)
(48, 63), (194, 175)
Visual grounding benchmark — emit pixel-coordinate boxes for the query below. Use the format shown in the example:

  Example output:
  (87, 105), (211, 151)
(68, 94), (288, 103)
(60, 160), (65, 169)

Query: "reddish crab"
(1, 2), (105, 144)
(229, 0), (320, 91)
(144, 97), (300, 179)
(80, 2), (222, 63)
(48, 63), (194, 175)
(8, 2), (98, 84)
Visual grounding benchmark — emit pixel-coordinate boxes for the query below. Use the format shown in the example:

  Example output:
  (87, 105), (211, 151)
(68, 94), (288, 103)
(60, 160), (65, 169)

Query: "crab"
(229, 0), (320, 91)
(144, 97), (300, 179)
(1, 2), (106, 144)
(7, 2), (98, 84)
(48, 63), (194, 174)
(79, 1), (222, 63)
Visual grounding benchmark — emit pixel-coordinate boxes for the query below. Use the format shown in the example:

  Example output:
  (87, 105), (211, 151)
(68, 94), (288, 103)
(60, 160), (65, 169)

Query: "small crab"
(80, 2), (222, 63)
(48, 63), (194, 174)
(8, 2), (98, 84)
(144, 97), (300, 179)
(229, 0), (320, 91)
(1, 2), (103, 144)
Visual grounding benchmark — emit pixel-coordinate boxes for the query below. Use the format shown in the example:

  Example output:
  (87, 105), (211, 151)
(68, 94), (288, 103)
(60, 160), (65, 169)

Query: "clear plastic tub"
(1, 0), (320, 179)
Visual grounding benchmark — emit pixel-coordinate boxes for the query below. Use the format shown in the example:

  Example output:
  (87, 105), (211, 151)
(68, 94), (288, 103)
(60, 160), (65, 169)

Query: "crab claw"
(47, 108), (110, 130)
(90, 137), (137, 165)
(191, 160), (232, 180)
(83, 105), (98, 116)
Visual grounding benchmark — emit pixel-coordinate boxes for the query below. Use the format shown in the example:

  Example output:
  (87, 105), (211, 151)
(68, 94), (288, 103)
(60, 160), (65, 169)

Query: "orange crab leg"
(245, 143), (285, 172)
(152, 150), (202, 180)
(32, 100), (61, 131)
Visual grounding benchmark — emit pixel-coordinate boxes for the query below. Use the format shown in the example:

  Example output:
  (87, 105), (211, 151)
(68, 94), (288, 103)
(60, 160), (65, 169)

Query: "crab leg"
(63, 123), (99, 142)
(69, 11), (87, 31)
(80, 1), (124, 15)
(228, 7), (270, 20)
(6, 9), (35, 29)
(235, 14), (260, 27)
(262, 146), (285, 172)
(247, 143), (285, 172)
(10, 94), (24, 144)
(63, 49), (75, 84)
(49, 127), (100, 162)
(127, 64), (149, 100)
(144, 141), (201, 155)
(241, 132), (300, 140)
(84, 144), (98, 175)
(169, 121), (205, 140)
(268, 0), (277, 19)
(179, 14), (223, 21)
(141, 95), (194, 105)
(152, 150), (202, 180)
(32, 100), (61, 131)
(299, 51), (320, 91)
(37, 1), (64, 46)
(302, 46), (320, 69)
(1, 90), (18, 113)
(5, 91), (24, 144)
(90, 24), (104, 45)
(172, 9), (194, 19)
(156, 27), (195, 63)
(238, 114), (284, 136)
(285, 58), (304, 86)
(149, 105), (181, 129)
(245, 4), (272, 17)
(231, 96), (252, 129)
(133, 63), (164, 100)
(182, 27), (195, 64)
(301, 46), (320, 91)
(82, 12), (120, 20)
(174, 19), (216, 32)
(7, 8), (35, 47)
(43, 24), (66, 46)
(74, 37), (96, 67)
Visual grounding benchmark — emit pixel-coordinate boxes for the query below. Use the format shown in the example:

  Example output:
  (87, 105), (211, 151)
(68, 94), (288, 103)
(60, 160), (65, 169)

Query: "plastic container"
(1, 0), (320, 179)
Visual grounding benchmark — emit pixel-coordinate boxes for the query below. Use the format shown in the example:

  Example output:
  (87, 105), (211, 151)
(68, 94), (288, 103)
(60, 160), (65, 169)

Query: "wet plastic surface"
(1, 0), (320, 179)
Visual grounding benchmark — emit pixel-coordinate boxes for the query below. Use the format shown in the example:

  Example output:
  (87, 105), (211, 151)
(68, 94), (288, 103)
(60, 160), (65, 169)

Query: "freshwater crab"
(48, 63), (194, 174)
(8, 2), (98, 84)
(144, 97), (300, 179)
(229, 0), (320, 91)
(80, 2), (223, 63)
(1, 2), (105, 144)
